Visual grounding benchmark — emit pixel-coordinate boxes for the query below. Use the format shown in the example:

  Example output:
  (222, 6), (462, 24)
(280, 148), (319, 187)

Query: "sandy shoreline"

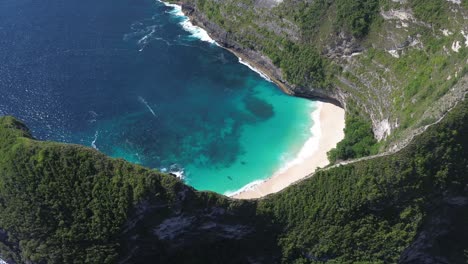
(161, 1), (346, 199)
(232, 102), (345, 199)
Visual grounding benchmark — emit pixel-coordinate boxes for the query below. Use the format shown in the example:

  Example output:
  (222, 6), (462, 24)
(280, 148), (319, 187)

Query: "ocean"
(0, 0), (318, 194)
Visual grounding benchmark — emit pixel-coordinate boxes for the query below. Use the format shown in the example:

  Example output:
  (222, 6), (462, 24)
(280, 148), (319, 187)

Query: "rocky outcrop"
(0, 98), (467, 263)
(399, 196), (468, 264)
(181, 4), (345, 108)
(179, 0), (468, 148)
(323, 32), (364, 59)
(117, 182), (280, 263)
(253, 0), (283, 9)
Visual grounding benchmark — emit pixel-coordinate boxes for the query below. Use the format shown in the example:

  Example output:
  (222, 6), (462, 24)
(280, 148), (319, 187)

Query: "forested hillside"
(1, 0), (467, 263)
(177, 0), (468, 158)
(0, 116), (283, 263)
(259, 96), (468, 263)
(0, 97), (466, 263)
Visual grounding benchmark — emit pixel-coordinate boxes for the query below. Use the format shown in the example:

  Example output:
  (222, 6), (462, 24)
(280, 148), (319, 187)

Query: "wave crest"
(159, 1), (217, 44)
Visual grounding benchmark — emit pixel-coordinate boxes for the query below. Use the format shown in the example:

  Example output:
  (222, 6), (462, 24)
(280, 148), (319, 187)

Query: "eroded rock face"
(323, 32), (364, 59)
(117, 183), (280, 263)
(399, 196), (468, 264)
(254, 0), (283, 9)
(374, 119), (392, 141)
(181, 3), (344, 108)
(1, 101), (467, 263)
(180, 0), (468, 147)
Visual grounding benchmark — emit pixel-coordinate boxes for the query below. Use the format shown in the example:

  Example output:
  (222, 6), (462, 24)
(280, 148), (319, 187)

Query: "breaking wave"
(159, 1), (217, 44)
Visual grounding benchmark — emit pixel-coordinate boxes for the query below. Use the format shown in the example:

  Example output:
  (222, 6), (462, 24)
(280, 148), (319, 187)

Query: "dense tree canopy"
(0, 98), (466, 263)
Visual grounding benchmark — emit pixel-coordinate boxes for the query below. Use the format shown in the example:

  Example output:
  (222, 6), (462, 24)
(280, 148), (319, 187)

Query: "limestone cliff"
(177, 0), (468, 149)
(0, 96), (467, 263)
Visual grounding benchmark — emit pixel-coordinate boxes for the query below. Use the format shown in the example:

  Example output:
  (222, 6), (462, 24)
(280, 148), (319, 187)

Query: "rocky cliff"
(0, 96), (467, 263)
(0, 116), (278, 263)
(177, 0), (468, 149)
(1, 1), (468, 263)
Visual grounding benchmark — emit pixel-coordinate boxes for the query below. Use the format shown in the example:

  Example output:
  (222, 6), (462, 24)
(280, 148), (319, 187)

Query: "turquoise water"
(185, 81), (316, 194)
(0, 0), (317, 194)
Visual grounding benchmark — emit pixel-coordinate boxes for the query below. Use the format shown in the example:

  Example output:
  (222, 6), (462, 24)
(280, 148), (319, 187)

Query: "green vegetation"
(336, 0), (380, 38)
(280, 45), (326, 87)
(181, 0), (468, 152)
(0, 116), (272, 264)
(187, 0), (377, 89)
(270, 0), (379, 39)
(0, 98), (467, 263)
(327, 111), (377, 162)
(410, 0), (449, 27)
(1, 0), (467, 262)
(194, 0), (381, 89)
(285, 0), (330, 38)
(357, 37), (467, 132)
(191, 0), (332, 89)
(0, 117), (184, 263)
(259, 98), (468, 263)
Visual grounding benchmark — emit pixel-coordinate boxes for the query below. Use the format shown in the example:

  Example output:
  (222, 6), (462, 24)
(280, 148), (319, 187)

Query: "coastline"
(232, 103), (345, 199)
(162, 1), (343, 106)
(161, 1), (294, 95)
(227, 49), (293, 95)
(161, 1), (346, 198)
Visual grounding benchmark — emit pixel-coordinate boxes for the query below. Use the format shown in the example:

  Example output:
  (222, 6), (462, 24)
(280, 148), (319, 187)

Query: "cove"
(0, 0), (318, 194)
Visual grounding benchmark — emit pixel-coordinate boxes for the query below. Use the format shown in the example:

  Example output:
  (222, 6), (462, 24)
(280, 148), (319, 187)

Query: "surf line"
(158, 0), (271, 83)
(91, 131), (99, 150)
(158, 0), (218, 45)
(138, 96), (157, 117)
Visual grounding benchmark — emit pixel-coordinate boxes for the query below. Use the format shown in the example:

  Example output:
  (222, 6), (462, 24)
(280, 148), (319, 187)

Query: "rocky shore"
(180, 3), (346, 108)
(174, 1), (468, 152)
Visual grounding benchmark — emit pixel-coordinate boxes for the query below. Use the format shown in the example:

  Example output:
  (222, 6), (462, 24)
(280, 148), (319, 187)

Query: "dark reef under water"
(0, 0), (317, 194)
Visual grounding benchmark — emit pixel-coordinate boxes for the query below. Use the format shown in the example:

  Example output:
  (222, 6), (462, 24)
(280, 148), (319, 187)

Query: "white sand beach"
(232, 102), (345, 199)
(159, 1), (346, 199)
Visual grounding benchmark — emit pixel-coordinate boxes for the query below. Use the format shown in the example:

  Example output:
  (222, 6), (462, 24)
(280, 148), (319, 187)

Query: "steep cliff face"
(177, 0), (468, 148)
(0, 116), (279, 264)
(0, 97), (467, 263)
(0, 1), (467, 263)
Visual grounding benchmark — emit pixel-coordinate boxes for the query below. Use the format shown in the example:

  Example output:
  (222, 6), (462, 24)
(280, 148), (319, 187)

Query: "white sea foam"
(89, 110), (98, 117)
(238, 58), (272, 82)
(274, 103), (322, 175)
(169, 164), (185, 179)
(137, 26), (157, 51)
(91, 131), (99, 150)
(224, 179), (266, 197)
(138, 27), (156, 45)
(159, 0), (273, 84)
(179, 19), (217, 44)
(158, 0), (217, 44)
(87, 110), (98, 123)
(227, 103), (323, 197)
(125, 19), (172, 51)
(138, 96), (157, 117)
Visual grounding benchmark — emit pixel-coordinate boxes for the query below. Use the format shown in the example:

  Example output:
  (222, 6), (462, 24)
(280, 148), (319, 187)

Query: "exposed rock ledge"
(179, 2), (468, 150)
(180, 3), (346, 109)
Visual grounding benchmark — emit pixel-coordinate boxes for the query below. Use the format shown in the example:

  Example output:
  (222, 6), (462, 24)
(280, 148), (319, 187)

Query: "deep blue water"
(0, 0), (317, 194)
